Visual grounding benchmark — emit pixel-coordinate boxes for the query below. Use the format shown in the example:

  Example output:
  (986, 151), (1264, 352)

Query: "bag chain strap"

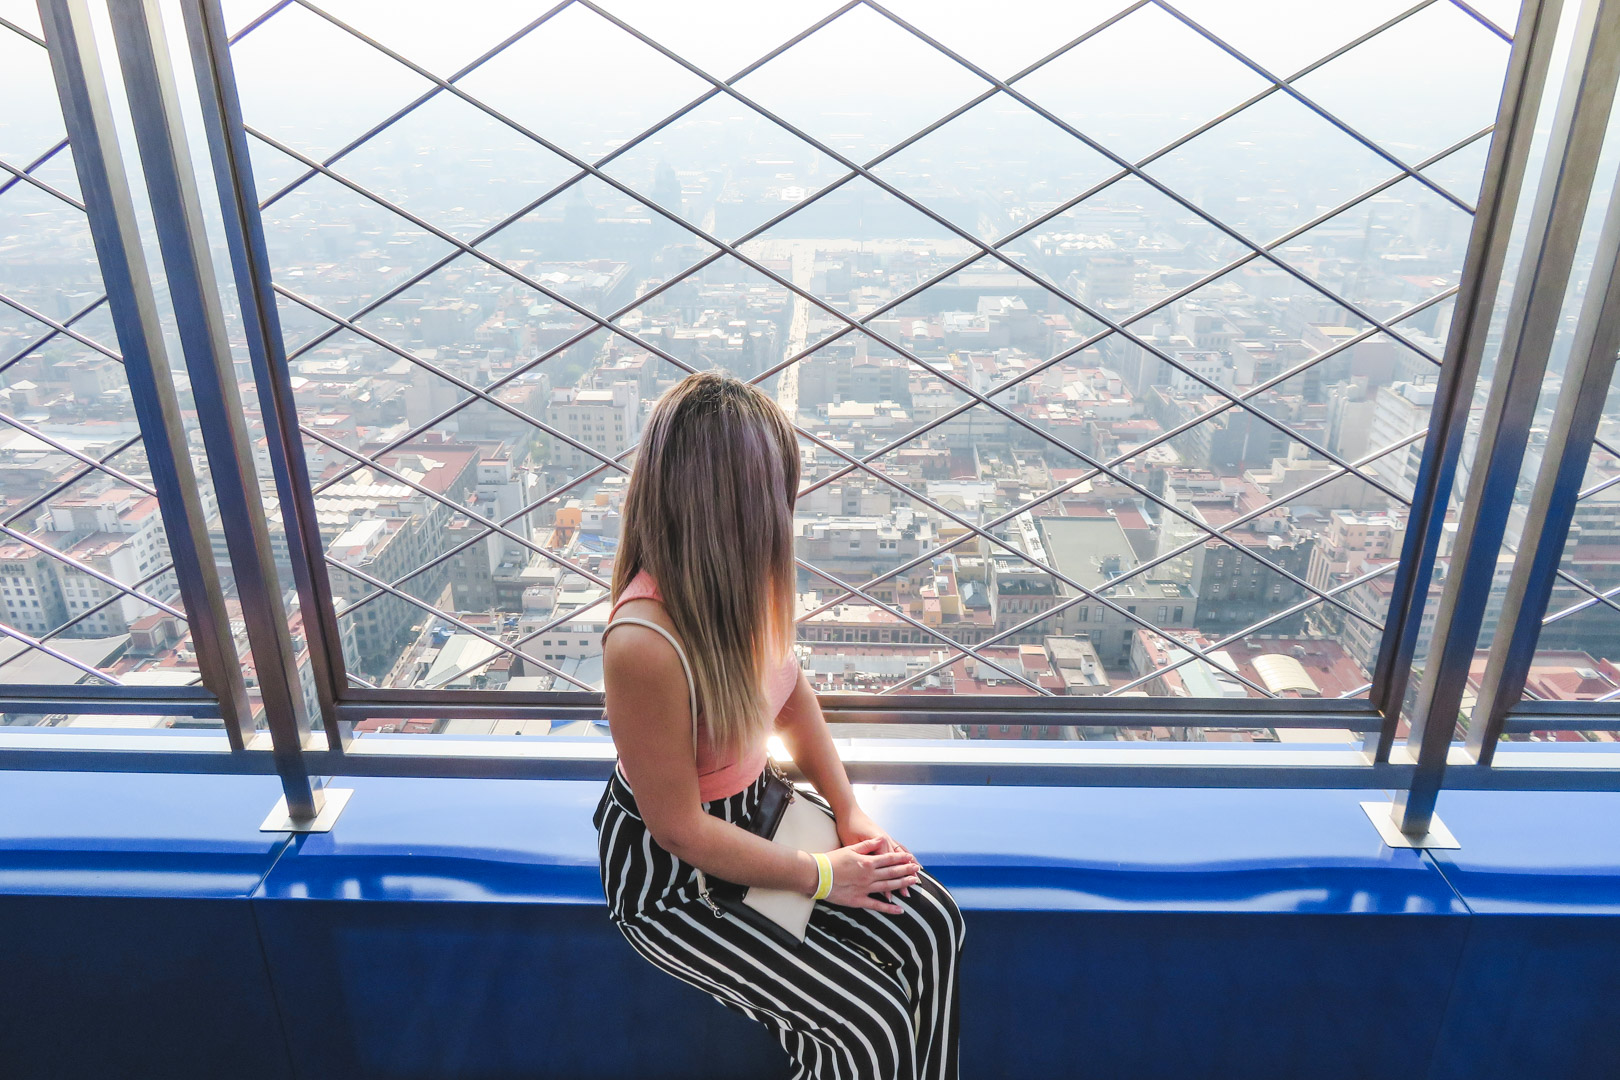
(697, 871), (724, 918)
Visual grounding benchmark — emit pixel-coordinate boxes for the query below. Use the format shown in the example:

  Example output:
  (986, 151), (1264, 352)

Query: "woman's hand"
(823, 838), (921, 915)
(836, 805), (915, 897)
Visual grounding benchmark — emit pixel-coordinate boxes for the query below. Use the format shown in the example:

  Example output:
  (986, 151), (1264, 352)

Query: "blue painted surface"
(861, 784), (1464, 913)
(0, 771), (293, 1080)
(963, 909), (1469, 1080)
(1430, 915), (1620, 1080)
(0, 771), (1615, 1079)
(0, 770), (290, 896)
(253, 897), (788, 1079)
(257, 778), (1462, 913)
(1427, 790), (1620, 914)
(1424, 791), (1620, 1080)
(256, 776), (604, 903)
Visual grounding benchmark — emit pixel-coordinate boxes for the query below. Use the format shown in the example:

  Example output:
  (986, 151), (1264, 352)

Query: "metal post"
(35, 0), (252, 744)
(174, 0), (352, 752)
(1390, 0), (1620, 839)
(104, 0), (346, 828)
(1369, 0), (1565, 754)
(1466, 152), (1620, 762)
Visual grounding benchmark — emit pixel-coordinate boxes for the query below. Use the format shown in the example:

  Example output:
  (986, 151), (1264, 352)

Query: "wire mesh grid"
(215, 0), (1512, 703)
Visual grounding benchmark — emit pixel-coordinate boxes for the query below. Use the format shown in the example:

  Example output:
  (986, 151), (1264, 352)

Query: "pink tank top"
(604, 568), (799, 802)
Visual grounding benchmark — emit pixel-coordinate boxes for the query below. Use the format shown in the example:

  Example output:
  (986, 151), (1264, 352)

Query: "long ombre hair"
(613, 371), (800, 757)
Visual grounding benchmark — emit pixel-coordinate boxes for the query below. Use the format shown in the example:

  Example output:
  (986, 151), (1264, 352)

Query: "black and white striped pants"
(594, 764), (965, 1080)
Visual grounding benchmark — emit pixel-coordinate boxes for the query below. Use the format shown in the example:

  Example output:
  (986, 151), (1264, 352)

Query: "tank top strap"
(600, 615), (699, 753)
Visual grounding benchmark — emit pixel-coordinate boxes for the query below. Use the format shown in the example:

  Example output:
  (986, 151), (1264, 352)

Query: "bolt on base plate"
(1361, 800), (1460, 849)
(260, 787), (353, 833)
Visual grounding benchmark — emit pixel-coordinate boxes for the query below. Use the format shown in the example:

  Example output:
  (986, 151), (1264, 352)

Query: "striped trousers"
(594, 764), (965, 1080)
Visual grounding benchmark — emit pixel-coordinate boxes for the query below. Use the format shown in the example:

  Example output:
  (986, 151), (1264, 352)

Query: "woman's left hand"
(836, 805), (914, 898)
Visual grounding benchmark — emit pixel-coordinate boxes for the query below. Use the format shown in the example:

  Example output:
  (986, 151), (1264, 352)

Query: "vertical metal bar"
(35, 0), (251, 745)
(1370, 0), (1565, 752)
(1467, 160), (1620, 763)
(106, 0), (323, 818)
(175, 0), (351, 750)
(1394, 0), (1620, 835)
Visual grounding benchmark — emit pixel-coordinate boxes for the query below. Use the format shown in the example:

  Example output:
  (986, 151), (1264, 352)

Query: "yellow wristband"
(812, 852), (833, 901)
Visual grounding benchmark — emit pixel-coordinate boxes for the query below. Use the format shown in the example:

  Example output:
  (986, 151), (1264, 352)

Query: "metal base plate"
(1360, 801), (1460, 849)
(260, 787), (353, 833)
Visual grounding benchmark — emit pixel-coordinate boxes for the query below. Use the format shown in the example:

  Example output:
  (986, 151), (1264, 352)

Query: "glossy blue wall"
(1, 772), (1615, 1079)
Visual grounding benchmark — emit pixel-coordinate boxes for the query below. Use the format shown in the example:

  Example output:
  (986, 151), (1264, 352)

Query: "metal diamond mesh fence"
(209, 0), (1517, 728)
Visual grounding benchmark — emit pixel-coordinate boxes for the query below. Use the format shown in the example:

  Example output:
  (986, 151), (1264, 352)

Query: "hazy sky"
(215, 0), (1522, 88)
(0, 0), (1534, 176)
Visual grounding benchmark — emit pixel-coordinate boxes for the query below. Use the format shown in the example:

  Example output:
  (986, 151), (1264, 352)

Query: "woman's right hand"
(822, 837), (921, 914)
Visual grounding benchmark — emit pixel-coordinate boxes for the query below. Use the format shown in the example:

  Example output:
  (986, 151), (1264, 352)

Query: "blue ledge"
(0, 770), (290, 897)
(1, 770), (1618, 1080)
(1427, 789), (1620, 914)
(1421, 790), (1620, 1080)
(0, 771), (296, 1080)
(254, 776), (1461, 914)
(258, 776), (606, 903)
(860, 783), (1461, 913)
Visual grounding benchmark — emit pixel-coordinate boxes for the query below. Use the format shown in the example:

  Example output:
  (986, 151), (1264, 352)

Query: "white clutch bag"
(706, 760), (841, 947)
(605, 616), (838, 946)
